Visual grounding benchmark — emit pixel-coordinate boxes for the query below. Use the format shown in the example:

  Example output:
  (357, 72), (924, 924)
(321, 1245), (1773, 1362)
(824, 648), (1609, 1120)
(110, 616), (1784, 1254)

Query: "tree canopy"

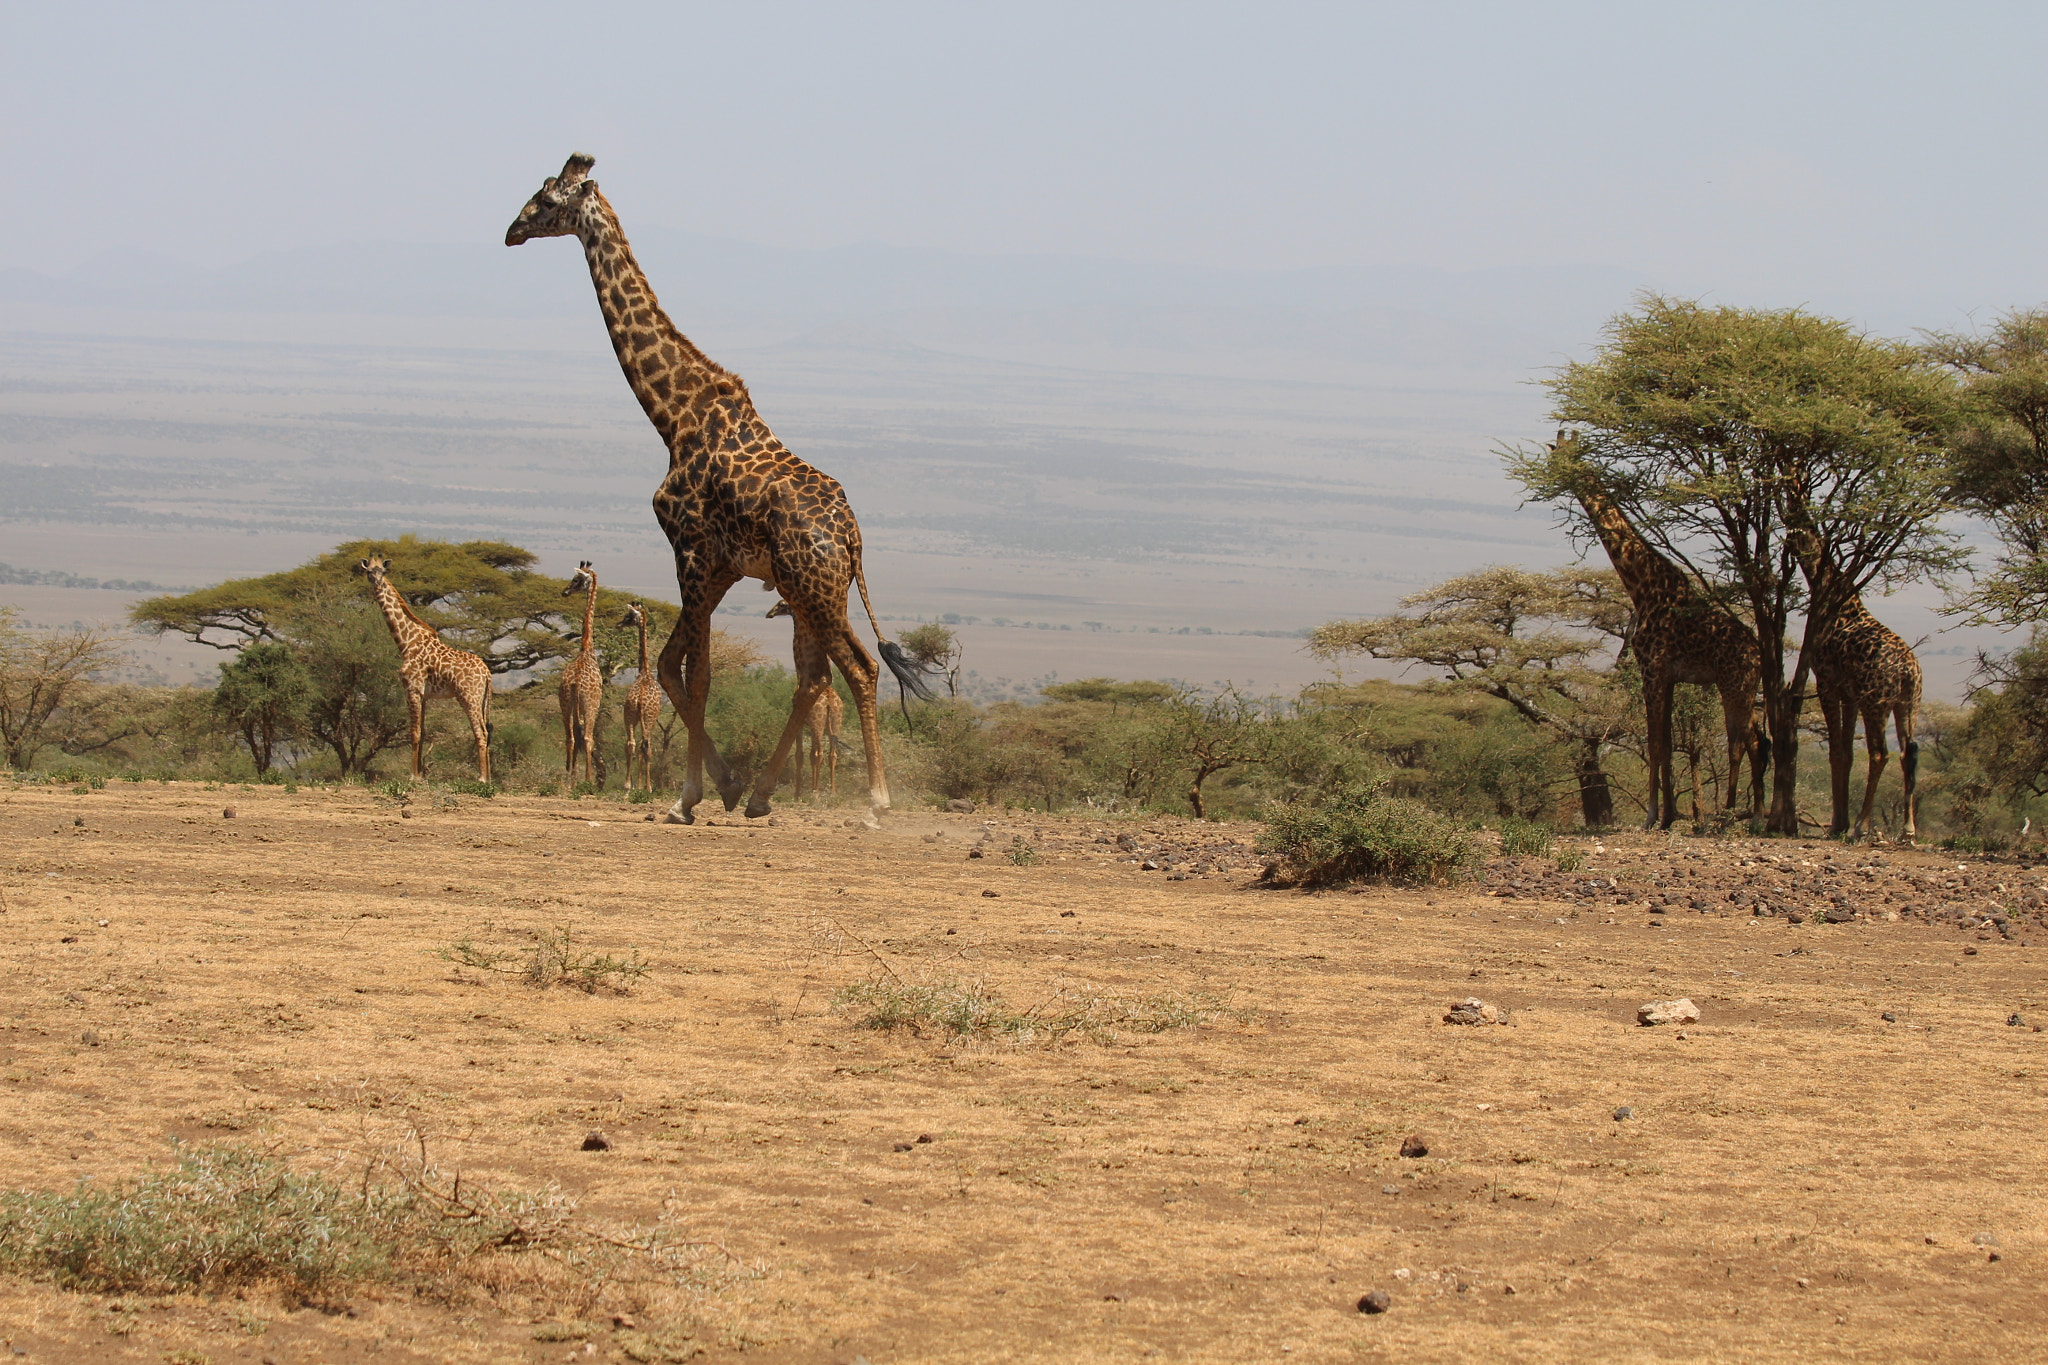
(1508, 297), (1966, 834)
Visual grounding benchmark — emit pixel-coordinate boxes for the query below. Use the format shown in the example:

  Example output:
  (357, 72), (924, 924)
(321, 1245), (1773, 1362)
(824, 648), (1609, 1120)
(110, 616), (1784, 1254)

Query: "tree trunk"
(1765, 688), (1803, 835)
(1188, 776), (1206, 820)
(1575, 738), (1615, 826)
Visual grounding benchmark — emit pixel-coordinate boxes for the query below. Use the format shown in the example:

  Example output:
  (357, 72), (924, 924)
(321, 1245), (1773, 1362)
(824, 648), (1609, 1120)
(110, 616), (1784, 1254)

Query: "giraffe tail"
(848, 537), (938, 706)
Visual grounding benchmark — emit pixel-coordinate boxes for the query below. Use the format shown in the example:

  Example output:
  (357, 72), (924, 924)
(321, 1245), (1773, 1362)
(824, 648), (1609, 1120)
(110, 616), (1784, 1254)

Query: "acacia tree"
(897, 623), (963, 698)
(211, 643), (311, 772)
(1510, 298), (1965, 835)
(0, 608), (124, 770)
(1310, 566), (1632, 825)
(1926, 307), (2048, 626)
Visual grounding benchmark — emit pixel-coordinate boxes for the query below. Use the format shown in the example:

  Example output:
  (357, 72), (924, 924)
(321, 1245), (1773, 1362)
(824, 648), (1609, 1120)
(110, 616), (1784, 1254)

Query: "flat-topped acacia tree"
(1508, 297), (1965, 837)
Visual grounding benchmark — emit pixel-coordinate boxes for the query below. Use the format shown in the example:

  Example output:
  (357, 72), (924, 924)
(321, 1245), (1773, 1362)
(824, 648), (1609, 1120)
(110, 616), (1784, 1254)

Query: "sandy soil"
(1, 781), (2045, 1364)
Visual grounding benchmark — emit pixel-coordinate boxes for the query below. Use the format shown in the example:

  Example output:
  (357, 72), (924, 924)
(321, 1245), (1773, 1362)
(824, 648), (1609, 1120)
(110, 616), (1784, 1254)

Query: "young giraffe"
(767, 600), (846, 798)
(1789, 530), (1921, 841)
(558, 561), (603, 786)
(1561, 451), (1765, 828)
(619, 602), (664, 794)
(358, 555), (493, 782)
(507, 154), (935, 826)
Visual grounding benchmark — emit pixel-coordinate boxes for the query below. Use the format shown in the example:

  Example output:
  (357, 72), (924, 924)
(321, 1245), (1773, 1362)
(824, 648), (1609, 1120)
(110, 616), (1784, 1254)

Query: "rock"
(1637, 997), (1701, 1026)
(981, 889), (999, 898)
(80, 1030), (100, 1047)
(1965, 946), (1979, 956)
(916, 1133), (935, 1143)
(1381, 1184), (1401, 1195)
(1882, 1011), (1898, 1022)
(1823, 905), (1855, 923)
(1443, 997), (1510, 1026)
(1613, 1106), (1634, 1121)
(222, 806), (236, 819)
(1795, 1277), (1810, 1289)
(400, 808), (412, 818)
(2008, 1013), (2026, 1028)
(1399, 1135), (1429, 1158)
(1972, 1231), (2001, 1247)
(1357, 1291), (1391, 1314)
(610, 1315), (637, 1330)
(945, 798), (976, 814)
(580, 1131), (611, 1152)
(893, 1142), (914, 1152)
(966, 847), (984, 859)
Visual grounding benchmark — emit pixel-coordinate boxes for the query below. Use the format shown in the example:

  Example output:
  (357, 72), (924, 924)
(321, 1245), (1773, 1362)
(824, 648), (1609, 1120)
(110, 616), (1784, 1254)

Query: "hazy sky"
(10, 1), (2045, 326)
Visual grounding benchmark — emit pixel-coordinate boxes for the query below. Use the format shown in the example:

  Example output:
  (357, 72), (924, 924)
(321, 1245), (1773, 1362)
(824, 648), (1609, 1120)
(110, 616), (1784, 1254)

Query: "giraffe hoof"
(744, 800), (772, 820)
(661, 808), (694, 826)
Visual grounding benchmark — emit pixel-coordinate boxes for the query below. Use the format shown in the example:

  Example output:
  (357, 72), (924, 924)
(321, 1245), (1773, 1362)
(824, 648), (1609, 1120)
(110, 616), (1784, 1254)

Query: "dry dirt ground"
(1, 782), (2045, 1364)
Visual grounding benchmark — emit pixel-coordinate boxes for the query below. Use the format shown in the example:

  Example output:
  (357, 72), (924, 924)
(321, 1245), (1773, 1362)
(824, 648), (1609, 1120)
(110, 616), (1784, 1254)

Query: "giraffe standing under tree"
(358, 555), (494, 782)
(507, 154), (935, 826)
(1789, 529), (1921, 841)
(619, 602), (664, 794)
(1559, 443), (1765, 828)
(559, 561), (603, 787)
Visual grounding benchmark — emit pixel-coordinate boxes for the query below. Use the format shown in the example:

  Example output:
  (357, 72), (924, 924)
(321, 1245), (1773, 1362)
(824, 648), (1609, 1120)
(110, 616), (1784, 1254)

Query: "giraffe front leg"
(746, 630), (831, 819)
(407, 690), (426, 780)
(654, 603), (722, 824)
(468, 694), (492, 784)
(1642, 681), (1671, 830)
(1853, 704), (1890, 842)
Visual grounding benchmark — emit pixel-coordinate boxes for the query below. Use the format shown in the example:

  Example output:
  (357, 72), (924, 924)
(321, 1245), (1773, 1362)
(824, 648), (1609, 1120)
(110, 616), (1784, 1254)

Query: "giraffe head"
(358, 555), (392, 584)
(506, 154), (600, 246)
(563, 561), (595, 598)
(764, 600), (793, 620)
(620, 602), (647, 629)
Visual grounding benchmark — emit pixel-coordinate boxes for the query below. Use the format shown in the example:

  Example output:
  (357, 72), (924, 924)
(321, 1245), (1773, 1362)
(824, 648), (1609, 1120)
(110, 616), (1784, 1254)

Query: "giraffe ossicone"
(508, 153), (937, 827)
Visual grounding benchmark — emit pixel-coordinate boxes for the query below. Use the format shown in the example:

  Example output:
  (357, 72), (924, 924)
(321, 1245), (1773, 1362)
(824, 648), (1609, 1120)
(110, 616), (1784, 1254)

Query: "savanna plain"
(1, 782), (2043, 1364)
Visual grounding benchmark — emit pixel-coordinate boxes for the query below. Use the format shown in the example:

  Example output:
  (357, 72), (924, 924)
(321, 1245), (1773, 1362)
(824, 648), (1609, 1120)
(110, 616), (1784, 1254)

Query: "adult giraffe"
(558, 561), (603, 787)
(358, 555), (493, 782)
(507, 154), (932, 826)
(1558, 443), (1765, 828)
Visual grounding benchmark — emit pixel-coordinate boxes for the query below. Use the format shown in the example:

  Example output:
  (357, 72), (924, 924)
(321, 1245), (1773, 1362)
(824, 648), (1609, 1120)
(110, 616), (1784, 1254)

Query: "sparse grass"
(1554, 846), (1587, 873)
(1498, 819), (1553, 858)
(445, 778), (499, 799)
(833, 978), (1237, 1044)
(629, 789), (656, 804)
(439, 927), (652, 994)
(1259, 780), (1480, 887)
(1004, 836), (1039, 866)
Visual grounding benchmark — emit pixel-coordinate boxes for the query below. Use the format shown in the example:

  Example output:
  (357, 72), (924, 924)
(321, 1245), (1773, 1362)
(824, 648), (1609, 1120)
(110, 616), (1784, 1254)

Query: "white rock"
(1637, 997), (1701, 1026)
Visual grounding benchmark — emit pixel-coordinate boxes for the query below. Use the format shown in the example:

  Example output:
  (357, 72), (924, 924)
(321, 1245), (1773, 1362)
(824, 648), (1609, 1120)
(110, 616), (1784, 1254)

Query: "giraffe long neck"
(579, 575), (598, 656)
(576, 192), (729, 455)
(368, 574), (419, 642)
(636, 615), (649, 675)
(1577, 491), (1695, 609)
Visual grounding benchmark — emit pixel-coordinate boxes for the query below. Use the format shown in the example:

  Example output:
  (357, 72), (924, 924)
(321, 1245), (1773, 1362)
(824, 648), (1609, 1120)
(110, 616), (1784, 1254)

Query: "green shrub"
(1554, 846), (1587, 873)
(445, 779), (499, 799)
(1498, 819), (1553, 858)
(628, 789), (656, 804)
(833, 980), (1233, 1044)
(1258, 779), (1480, 887)
(1004, 836), (1038, 866)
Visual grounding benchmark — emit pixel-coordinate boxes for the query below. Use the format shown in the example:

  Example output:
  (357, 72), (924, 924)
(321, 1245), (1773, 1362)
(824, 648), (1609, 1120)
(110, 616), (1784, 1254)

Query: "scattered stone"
(1972, 1231), (2001, 1247)
(2008, 1013), (2026, 1028)
(1060, 909), (1076, 917)
(1990, 1252), (2003, 1262)
(611, 1315), (637, 1331)
(1381, 1184), (1401, 1196)
(1500, 1283), (1517, 1295)
(80, 1030), (100, 1047)
(1102, 1293), (1126, 1302)
(966, 847), (984, 859)
(1924, 1235), (1938, 1245)
(400, 809), (412, 819)
(981, 889), (999, 898)
(893, 1142), (914, 1152)
(1795, 1277), (1810, 1289)
(1140, 860), (1162, 871)
(1357, 1291), (1391, 1315)
(1443, 997), (1510, 1026)
(1964, 946), (1979, 956)
(1613, 1106), (1634, 1121)
(945, 798), (976, 814)
(1882, 1011), (1898, 1022)
(1399, 1135), (1429, 1158)
(916, 1133), (935, 1144)
(580, 1131), (611, 1152)
(1823, 905), (1856, 924)
(222, 807), (236, 819)
(1637, 997), (1701, 1027)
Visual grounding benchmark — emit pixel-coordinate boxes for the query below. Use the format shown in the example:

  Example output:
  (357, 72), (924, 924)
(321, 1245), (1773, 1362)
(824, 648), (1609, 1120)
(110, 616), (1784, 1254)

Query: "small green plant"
(628, 789), (655, 804)
(569, 781), (601, 800)
(283, 781), (298, 795)
(1497, 819), (1553, 858)
(1005, 836), (1038, 866)
(833, 979), (1235, 1044)
(438, 928), (651, 994)
(1554, 846), (1587, 873)
(69, 785), (91, 797)
(535, 781), (559, 798)
(445, 779), (499, 799)
(377, 777), (412, 800)
(1259, 779), (1480, 887)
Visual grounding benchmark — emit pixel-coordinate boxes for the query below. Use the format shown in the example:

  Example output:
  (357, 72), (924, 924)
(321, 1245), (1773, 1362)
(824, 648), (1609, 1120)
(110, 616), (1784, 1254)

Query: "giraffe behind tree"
(1789, 529), (1921, 841)
(506, 154), (935, 827)
(358, 555), (493, 783)
(559, 561), (603, 786)
(1557, 440), (1765, 828)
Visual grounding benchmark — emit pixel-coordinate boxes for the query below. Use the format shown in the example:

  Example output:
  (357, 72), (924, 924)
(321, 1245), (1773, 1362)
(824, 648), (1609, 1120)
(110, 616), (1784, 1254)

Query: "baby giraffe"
(619, 602), (664, 793)
(559, 561), (603, 786)
(359, 556), (493, 781)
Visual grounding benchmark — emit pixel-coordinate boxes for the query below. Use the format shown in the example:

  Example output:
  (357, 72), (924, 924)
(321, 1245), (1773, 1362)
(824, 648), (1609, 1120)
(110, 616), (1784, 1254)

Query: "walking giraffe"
(767, 600), (845, 798)
(358, 555), (493, 782)
(619, 602), (664, 794)
(507, 154), (934, 826)
(559, 561), (603, 786)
